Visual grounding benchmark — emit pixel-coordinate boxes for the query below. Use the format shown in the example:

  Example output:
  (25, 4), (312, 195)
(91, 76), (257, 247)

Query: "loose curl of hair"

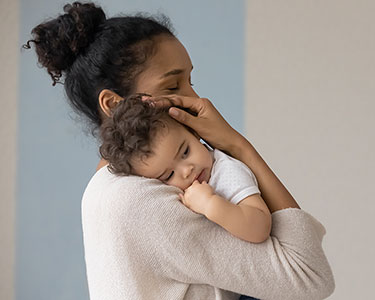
(23, 2), (175, 133)
(99, 95), (170, 176)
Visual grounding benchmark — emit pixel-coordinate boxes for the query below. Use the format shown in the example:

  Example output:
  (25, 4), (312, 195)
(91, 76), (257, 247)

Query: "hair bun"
(25, 2), (106, 85)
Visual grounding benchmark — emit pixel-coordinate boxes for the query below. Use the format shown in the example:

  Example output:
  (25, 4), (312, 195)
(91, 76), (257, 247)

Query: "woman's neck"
(96, 159), (108, 171)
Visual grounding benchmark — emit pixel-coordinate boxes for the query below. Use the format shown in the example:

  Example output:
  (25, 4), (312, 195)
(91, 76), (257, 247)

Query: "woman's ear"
(98, 89), (124, 117)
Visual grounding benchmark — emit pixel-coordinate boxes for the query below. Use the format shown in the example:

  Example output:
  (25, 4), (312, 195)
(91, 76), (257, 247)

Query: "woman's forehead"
(145, 37), (192, 75)
(133, 36), (193, 95)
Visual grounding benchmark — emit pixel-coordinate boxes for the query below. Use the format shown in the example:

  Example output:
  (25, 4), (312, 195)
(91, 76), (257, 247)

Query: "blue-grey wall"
(17, 1), (244, 299)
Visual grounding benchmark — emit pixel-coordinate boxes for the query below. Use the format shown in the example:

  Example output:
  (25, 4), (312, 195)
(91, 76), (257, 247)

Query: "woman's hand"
(149, 95), (247, 155)
(148, 94), (300, 213)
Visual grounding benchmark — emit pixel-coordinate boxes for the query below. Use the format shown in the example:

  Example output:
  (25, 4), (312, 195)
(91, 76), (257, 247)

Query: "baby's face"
(132, 121), (213, 190)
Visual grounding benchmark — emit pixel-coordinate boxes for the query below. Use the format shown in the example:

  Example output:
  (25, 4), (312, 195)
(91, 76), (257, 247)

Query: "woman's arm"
(151, 95), (299, 213)
(230, 137), (300, 212)
(82, 175), (334, 299)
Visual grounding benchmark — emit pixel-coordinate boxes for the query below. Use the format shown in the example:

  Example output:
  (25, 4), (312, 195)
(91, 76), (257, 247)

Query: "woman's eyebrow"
(160, 66), (193, 79)
(161, 69), (183, 78)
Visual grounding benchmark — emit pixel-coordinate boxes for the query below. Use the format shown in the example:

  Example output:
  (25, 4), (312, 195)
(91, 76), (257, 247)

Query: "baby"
(100, 95), (271, 243)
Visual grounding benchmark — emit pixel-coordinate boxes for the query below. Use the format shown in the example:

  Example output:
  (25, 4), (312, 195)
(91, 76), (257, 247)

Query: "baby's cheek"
(174, 180), (190, 192)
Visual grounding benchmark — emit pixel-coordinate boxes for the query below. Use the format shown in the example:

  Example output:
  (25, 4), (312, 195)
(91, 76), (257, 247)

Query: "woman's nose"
(181, 84), (199, 98)
(189, 87), (199, 98)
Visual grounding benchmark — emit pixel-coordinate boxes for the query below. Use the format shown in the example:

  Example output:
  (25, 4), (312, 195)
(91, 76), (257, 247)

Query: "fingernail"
(141, 95), (150, 101)
(169, 107), (179, 117)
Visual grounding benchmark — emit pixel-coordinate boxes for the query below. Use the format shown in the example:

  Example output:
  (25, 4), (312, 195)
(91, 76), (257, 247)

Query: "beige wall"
(245, 1), (374, 299)
(0, 0), (18, 299)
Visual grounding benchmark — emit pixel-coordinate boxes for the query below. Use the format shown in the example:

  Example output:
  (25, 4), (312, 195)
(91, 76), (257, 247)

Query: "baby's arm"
(180, 181), (271, 243)
(208, 193), (271, 243)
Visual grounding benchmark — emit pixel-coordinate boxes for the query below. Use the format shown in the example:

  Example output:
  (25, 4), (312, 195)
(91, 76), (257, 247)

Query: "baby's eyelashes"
(166, 171), (174, 181)
(182, 146), (190, 158)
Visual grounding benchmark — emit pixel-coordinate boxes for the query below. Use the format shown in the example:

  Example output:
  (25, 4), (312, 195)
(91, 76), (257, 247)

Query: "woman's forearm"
(228, 136), (300, 213)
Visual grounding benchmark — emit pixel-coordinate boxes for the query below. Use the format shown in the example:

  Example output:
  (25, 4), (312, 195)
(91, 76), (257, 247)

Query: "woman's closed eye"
(166, 78), (194, 91)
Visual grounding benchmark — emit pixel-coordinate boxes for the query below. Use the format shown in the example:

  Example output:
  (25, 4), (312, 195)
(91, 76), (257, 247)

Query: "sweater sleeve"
(82, 172), (335, 300)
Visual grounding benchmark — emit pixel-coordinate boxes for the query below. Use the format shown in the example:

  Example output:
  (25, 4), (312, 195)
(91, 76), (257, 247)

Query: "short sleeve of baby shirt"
(208, 149), (260, 205)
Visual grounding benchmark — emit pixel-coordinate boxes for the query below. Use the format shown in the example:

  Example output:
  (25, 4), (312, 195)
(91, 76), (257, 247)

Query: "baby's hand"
(179, 180), (216, 216)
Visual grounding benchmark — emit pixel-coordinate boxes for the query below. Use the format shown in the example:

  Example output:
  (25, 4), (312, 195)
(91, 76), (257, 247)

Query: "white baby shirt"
(208, 149), (260, 205)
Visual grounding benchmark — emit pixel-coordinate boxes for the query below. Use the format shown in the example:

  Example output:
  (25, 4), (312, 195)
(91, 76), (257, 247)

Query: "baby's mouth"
(196, 169), (206, 183)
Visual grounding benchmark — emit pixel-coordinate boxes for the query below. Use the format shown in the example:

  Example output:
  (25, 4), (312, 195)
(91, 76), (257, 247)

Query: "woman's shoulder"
(81, 165), (185, 254)
(81, 165), (181, 217)
(84, 165), (149, 194)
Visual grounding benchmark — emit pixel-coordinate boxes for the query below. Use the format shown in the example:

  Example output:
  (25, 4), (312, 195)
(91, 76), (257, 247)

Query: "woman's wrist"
(226, 132), (252, 162)
(221, 131), (300, 213)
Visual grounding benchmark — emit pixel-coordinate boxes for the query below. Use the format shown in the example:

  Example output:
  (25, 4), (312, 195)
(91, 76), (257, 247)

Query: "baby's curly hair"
(99, 94), (170, 176)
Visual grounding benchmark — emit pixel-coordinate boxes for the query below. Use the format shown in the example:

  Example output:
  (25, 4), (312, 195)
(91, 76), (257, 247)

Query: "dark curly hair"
(23, 2), (175, 133)
(99, 94), (170, 176)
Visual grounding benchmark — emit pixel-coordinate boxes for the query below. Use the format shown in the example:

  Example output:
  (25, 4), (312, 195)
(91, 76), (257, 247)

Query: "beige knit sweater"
(82, 166), (334, 300)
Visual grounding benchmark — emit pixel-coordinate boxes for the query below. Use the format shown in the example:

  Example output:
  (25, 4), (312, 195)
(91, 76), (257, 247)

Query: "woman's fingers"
(168, 107), (196, 128)
(151, 94), (211, 129)
(151, 94), (205, 115)
(147, 94), (244, 155)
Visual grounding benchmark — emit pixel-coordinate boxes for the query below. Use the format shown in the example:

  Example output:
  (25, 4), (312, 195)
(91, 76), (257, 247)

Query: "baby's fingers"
(178, 193), (186, 204)
(179, 193), (192, 210)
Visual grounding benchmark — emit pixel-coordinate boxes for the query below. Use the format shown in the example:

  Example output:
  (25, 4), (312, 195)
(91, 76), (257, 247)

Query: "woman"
(25, 2), (334, 299)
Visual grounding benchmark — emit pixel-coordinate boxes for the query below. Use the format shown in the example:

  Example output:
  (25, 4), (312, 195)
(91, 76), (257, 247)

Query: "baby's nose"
(182, 164), (194, 179)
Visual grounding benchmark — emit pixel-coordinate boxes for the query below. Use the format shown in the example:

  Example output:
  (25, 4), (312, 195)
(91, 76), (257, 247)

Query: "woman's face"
(134, 35), (198, 98)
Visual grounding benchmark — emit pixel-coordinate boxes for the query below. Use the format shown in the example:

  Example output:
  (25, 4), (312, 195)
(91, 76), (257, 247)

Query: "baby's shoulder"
(213, 149), (247, 170)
